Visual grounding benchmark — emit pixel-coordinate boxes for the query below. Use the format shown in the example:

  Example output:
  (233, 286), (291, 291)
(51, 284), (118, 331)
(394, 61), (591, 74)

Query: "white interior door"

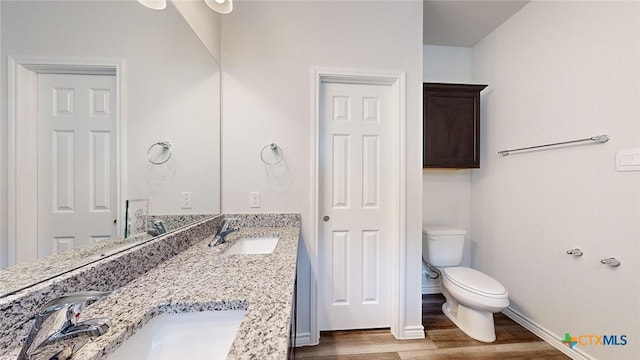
(318, 81), (393, 330)
(37, 73), (117, 257)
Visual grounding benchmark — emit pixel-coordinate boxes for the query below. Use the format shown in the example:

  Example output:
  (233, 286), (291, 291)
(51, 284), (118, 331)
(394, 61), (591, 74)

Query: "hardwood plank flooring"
(295, 294), (571, 360)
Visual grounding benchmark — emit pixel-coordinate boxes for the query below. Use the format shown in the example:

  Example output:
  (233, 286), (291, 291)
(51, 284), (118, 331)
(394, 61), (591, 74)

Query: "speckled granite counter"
(0, 214), (300, 360)
(0, 232), (151, 298)
(0, 214), (215, 298)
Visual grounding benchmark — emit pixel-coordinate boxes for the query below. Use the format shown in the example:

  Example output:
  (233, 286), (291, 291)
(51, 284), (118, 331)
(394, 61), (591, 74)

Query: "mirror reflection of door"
(36, 73), (117, 258)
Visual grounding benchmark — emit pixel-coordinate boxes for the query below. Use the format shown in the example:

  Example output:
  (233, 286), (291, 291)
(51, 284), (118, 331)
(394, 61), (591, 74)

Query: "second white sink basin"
(108, 310), (245, 360)
(226, 236), (279, 255)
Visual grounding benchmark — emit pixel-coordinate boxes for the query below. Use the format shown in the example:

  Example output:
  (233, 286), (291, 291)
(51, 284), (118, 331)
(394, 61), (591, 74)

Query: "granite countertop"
(1, 224), (299, 360)
(0, 214), (216, 298)
(0, 232), (152, 298)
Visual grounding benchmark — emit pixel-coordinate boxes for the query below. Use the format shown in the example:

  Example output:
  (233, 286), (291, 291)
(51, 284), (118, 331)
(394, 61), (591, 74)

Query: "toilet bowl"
(423, 225), (509, 343)
(440, 266), (509, 342)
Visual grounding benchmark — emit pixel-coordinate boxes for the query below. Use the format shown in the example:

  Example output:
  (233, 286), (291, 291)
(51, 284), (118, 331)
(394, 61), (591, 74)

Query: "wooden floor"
(295, 294), (571, 360)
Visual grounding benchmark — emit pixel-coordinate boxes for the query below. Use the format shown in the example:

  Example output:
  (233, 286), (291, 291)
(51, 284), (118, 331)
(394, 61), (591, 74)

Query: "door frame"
(310, 68), (407, 343)
(7, 56), (125, 265)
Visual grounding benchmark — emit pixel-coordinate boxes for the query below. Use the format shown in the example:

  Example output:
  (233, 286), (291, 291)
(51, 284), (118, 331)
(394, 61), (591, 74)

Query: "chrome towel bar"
(498, 135), (609, 156)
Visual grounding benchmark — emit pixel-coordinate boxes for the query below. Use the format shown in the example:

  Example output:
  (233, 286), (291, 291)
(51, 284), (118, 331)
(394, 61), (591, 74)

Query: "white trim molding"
(422, 284), (441, 295)
(403, 325), (428, 340)
(7, 56), (125, 266)
(309, 67), (412, 342)
(294, 332), (314, 347)
(503, 307), (594, 360)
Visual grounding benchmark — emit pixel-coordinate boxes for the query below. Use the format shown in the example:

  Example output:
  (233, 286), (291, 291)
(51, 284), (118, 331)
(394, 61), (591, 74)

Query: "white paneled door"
(319, 81), (392, 330)
(37, 74), (117, 258)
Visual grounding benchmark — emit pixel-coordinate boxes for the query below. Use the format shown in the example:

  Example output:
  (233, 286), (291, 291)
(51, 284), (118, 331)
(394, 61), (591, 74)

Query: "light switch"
(616, 149), (640, 172)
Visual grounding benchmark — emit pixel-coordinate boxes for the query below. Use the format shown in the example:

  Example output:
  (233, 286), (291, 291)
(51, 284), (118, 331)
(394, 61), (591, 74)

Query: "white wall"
(472, 2), (640, 359)
(173, 0), (222, 60)
(423, 45), (472, 83)
(422, 45), (473, 293)
(0, 0), (220, 265)
(221, 0), (423, 343)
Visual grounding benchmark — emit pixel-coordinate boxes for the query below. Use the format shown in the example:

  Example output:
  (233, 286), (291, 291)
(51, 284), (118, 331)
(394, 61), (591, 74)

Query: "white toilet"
(422, 225), (509, 343)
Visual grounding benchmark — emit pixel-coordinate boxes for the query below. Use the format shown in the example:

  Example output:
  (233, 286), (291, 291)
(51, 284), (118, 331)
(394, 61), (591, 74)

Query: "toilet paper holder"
(566, 249), (621, 267)
(566, 248), (583, 256)
(600, 257), (621, 267)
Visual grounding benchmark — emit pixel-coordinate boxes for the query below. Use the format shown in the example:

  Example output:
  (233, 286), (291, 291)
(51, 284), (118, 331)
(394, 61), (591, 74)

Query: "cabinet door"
(423, 83), (486, 168)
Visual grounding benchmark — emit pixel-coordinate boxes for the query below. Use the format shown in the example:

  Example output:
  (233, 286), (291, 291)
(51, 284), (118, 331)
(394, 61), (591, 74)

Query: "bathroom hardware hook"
(566, 248), (583, 256)
(260, 143), (284, 166)
(498, 134), (609, 156)
(600, 257), (621, 267)
(147, 141), (172, 165)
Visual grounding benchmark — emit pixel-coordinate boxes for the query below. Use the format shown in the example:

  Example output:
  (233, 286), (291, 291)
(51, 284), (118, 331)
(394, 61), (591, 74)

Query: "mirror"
(0, 0), (221, 297)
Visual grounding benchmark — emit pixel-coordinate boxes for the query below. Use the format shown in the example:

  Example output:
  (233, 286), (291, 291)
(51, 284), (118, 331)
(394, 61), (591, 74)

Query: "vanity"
(0, 214), (300, 360)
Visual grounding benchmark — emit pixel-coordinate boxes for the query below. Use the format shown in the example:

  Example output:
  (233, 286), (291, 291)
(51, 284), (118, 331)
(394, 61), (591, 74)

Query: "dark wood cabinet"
(423, 83), (487, 168)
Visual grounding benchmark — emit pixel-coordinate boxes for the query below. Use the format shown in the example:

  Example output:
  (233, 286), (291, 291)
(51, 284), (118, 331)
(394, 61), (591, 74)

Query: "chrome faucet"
(208, 218), (240, 247)
(18, 291), (113, 360)
(148, 220), (167, 236)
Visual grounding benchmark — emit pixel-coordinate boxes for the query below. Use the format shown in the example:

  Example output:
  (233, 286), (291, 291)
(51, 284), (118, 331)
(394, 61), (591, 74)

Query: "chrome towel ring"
(147, 141), (172, 165)
(260, 143), (283, 166)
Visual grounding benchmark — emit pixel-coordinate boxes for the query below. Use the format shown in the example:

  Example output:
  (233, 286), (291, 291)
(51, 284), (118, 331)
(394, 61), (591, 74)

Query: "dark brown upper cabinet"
(423, 83), (487, 168)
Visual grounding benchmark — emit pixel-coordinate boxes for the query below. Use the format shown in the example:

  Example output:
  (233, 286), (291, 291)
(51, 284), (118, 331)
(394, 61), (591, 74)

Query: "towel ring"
(147, 141), (172, 165)
(260, 143), (283, 166)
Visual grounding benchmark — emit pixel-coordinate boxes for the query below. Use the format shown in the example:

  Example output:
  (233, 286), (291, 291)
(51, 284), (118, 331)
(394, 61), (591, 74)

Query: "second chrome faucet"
(208, 218), (240, 248)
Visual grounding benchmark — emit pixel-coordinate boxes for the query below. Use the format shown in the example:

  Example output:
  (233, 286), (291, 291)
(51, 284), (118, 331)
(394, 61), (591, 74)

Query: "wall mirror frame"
(0, 0), (221, 297)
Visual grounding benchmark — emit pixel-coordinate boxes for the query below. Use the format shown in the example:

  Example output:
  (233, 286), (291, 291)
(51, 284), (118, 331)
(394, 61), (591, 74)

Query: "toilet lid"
(442, 267), (507, 296)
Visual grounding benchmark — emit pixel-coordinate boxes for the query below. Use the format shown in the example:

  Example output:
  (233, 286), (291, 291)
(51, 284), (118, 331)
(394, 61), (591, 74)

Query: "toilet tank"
(422, 225), (466, 267)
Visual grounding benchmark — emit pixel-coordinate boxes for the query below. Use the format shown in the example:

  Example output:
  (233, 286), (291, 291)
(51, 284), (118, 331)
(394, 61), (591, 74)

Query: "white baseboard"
(294, 332), (318, 347)
(422, 284), (441, 294)
(502, 307), (594, 360)
(399, 325), (426, 339)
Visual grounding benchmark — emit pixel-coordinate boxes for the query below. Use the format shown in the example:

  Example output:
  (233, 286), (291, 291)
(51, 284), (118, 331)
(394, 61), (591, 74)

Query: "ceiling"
(423, 0), (530, 47)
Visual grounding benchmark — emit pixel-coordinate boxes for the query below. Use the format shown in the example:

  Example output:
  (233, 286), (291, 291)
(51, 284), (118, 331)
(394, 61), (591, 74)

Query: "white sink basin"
(226, 236), (279, 255)
(108, 310), (245, 360)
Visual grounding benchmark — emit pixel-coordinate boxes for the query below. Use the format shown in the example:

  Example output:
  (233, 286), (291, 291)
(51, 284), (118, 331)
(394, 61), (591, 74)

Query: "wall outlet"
(181, 192), (192, 209)
(250, 191), (261, 208)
